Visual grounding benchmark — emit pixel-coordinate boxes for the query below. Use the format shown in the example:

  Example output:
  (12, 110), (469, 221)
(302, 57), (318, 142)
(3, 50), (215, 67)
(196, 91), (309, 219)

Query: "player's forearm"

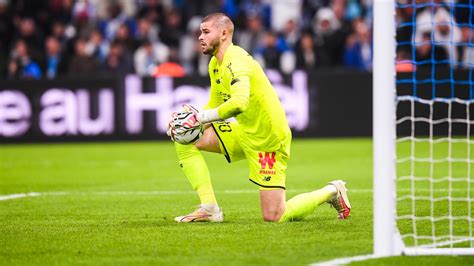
(198, 94), (249, 123)
(197, 108), (221, 124)
(217, 94), (249, 119)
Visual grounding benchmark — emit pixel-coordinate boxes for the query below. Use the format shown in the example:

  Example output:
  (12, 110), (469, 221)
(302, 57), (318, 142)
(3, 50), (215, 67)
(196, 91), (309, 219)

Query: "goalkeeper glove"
(170, 111), (200, 133)
(182, 104), (221, 124)
(167, 111), (200, 142)
(166, 112), (178, 141)
(166, 104), (221, 141)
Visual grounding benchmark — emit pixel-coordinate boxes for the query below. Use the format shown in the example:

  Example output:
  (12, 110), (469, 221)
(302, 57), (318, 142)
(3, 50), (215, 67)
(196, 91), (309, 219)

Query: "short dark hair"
(202, 13), (234, 35)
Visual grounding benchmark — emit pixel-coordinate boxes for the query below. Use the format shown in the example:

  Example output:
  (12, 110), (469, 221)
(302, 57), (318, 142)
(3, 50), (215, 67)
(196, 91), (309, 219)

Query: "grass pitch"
(1, 139), (473, 265)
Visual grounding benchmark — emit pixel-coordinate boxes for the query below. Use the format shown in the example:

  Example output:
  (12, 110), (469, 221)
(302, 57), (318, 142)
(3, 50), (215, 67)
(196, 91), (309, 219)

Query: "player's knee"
(193, 129), (209, 150)
(194, 127), (218, 151)
(194, 139), (206, 150)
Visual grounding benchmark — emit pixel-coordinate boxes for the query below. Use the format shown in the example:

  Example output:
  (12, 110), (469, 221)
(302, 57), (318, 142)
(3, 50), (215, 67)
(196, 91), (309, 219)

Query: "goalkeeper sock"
(175, 143), (217, 205)
(279, 185), (337, 222)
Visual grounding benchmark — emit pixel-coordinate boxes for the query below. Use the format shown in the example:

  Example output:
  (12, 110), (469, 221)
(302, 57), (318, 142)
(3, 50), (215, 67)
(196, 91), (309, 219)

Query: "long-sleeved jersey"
(204, 44), (291, 151)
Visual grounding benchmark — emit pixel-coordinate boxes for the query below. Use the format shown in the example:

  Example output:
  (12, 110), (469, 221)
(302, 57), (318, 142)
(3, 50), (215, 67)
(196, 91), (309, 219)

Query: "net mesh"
(395, 0), (474, 249)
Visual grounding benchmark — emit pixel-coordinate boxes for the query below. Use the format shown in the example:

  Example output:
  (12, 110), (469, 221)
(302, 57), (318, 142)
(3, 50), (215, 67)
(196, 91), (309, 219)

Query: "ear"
(221, 29), (228, 41)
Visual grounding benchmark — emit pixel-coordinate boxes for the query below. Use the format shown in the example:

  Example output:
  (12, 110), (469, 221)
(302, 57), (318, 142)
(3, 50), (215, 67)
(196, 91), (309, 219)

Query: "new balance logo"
(263, 176), (271, 181)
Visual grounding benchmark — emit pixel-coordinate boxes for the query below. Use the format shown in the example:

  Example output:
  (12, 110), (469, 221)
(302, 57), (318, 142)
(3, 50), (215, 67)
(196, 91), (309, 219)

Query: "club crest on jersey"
(259, 152), (276, 175)
(219, 91), (230, 101)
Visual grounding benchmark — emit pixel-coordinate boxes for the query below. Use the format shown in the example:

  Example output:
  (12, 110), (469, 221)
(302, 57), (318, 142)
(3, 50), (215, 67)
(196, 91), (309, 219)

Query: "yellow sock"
(279, 185), (336, 222)
(175, 143), (217, 205)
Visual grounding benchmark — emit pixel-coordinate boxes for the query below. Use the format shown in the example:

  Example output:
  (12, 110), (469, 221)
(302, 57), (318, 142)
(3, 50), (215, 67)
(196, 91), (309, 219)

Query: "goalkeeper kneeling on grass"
(167, 12), (351, 223)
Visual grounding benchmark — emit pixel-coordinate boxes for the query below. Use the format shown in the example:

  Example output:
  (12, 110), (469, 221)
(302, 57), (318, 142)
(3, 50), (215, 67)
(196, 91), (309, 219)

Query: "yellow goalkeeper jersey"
(204, 44), (291, 151)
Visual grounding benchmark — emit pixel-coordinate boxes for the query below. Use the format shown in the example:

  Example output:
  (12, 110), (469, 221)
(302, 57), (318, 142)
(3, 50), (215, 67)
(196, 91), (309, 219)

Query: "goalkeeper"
(168, 13), (351, 222)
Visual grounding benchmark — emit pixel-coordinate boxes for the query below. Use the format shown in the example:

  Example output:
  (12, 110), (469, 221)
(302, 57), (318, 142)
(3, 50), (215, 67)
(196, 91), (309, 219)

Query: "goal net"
(374, 0), (474, 256)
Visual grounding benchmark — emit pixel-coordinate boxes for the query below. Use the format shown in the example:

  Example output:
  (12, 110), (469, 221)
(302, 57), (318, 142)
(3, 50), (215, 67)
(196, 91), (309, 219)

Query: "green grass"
(1, 139), (473, 265)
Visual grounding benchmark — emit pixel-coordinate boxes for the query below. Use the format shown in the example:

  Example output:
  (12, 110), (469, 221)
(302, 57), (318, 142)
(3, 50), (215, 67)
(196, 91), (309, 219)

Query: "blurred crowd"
(0, 0), (472, 80)
(396, 0), (474, 73)
(0, 0), (375, 80)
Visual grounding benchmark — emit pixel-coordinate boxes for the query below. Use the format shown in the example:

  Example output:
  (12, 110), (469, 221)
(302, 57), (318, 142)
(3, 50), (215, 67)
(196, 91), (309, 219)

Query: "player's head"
(199, 13), (234, 55)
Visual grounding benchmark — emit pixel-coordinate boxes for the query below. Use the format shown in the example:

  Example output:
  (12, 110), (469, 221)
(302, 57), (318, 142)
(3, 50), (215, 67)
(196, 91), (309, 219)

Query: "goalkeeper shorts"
(211, 121), (289, 190)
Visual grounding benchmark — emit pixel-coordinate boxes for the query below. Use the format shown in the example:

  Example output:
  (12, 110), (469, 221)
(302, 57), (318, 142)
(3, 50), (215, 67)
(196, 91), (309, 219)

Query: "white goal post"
(373, 0), (474, 256)
(373, 0), (399, 257)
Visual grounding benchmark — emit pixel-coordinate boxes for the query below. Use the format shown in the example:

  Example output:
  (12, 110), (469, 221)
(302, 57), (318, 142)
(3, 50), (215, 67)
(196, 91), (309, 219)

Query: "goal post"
(373, 0), (399, 257)
(373, 0), (474, 256)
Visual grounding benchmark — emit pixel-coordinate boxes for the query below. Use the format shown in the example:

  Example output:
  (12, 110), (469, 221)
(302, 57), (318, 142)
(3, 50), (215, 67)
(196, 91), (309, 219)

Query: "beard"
(202, 38), (220, 55)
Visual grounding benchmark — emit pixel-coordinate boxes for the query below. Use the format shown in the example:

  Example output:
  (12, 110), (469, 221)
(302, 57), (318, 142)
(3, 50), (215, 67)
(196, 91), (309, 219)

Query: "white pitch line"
(310, 254), (382, 266)
(0, 187), (469, 202)
(0, 189), (369, 201)
(0, 192), (41, 201)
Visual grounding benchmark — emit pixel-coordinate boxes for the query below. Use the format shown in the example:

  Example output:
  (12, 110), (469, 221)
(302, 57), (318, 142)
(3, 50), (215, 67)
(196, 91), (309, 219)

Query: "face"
(198, 21), (222, 55)
(301, 34), (313, 49)
(16, 41), (28, 57)
(90, 31), (102, 44)
(20, 18), (35, 36)
(116, 25), (129, 39)
(462, 27), (473, 42)
(46, 38), (60, 55)
(437, 23), (450, 36)
(75, 40), (86, 55)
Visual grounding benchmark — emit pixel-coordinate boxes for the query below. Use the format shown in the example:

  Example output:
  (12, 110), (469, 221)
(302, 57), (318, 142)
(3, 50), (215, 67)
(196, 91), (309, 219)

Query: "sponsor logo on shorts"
(259, 152), (276, 175)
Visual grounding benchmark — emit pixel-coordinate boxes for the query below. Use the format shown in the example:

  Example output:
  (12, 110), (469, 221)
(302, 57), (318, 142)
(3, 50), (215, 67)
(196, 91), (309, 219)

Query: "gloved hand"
(166, 105), (202, 140)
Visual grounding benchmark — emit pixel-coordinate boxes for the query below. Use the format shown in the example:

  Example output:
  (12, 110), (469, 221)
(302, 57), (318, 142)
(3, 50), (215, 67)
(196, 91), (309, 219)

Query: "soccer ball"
(173, 124), (203, 145)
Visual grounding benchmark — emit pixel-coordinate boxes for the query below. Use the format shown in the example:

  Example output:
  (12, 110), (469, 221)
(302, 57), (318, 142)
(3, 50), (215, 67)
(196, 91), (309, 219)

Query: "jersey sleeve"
(216, 59), (251, 119)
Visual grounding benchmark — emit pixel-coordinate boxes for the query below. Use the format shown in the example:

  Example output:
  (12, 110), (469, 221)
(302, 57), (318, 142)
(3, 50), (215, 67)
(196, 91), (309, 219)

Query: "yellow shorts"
(211, 121), (290, 190)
